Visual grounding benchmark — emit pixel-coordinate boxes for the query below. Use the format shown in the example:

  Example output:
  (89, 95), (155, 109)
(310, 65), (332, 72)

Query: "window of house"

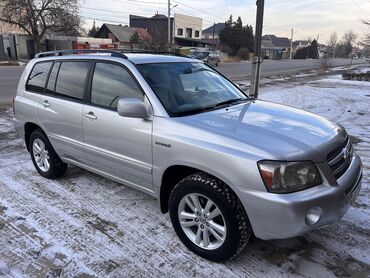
(55, 61), (90, 101)
(185, 28), (192, 38)
(26, 62), (53, 93)
(91, 62), (144, 109)
(195, 31), (200, 38)
(177, 28), (183, 36)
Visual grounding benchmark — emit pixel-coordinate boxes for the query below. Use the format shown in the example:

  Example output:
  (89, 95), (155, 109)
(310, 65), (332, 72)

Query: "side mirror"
(117, 98), (149, 119)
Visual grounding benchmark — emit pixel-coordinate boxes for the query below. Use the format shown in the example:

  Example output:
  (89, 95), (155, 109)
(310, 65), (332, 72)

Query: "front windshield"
(137, 62), (248, 117)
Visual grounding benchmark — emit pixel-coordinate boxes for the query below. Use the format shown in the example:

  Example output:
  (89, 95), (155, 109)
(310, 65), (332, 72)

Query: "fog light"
(305, 207), (322, 226)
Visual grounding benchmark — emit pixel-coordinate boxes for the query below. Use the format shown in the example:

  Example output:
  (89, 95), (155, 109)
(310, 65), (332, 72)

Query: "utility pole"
(212, 23), (216, 51)
(168, 0), (171, 52)
(332, 44), (336, 58)
(250, 0), (265, 98)
(290, 28), (294, 60)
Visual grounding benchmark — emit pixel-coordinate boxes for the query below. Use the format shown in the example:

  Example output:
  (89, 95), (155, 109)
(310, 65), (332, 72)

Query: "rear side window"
(55, 61), (90, 101)
(45, 62), (60, 94)
(26, 62), (53, 93)
(90, 62), (143, 109)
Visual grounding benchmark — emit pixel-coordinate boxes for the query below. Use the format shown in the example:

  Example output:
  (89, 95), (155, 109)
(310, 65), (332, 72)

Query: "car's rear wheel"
(29, 129), (67, 179)
(169, 172), (252, 262)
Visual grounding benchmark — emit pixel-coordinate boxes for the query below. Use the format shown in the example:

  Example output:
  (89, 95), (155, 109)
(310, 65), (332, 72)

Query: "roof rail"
(34, 49), (128, 59)
(115, 49), (190, 58)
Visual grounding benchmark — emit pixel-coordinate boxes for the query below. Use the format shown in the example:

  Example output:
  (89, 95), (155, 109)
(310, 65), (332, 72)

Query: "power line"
(82, 7), (155, 16)
(350, 0), (368, 16)
(80, 11), (134, 19)
(81, 15), (129, 25)
(172, 0), (225, 21)
(112, 0), (166, 5)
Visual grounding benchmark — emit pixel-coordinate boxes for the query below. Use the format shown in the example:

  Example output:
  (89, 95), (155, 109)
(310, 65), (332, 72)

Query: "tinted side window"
(91, 63), (144, 109)
(45, 62), (60, 94)
(55, 61), (90, 100)
(26, 62), (53, 93)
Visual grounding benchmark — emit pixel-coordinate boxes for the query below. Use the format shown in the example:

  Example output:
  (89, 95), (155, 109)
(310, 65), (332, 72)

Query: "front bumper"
(239, 154), (362, 240)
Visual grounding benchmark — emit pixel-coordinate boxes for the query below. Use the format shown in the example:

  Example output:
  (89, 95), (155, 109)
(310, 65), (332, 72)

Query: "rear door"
(82, 61), (153, 193)
(37, 60), (91, 163)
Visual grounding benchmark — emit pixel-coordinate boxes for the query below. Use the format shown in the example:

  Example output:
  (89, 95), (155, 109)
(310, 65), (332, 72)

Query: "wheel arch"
(159, 164), (240, 214)
(24, 122), (42, 151)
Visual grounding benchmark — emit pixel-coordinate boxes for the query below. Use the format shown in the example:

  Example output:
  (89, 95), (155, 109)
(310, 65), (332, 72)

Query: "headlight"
(258, 161), (322, 193)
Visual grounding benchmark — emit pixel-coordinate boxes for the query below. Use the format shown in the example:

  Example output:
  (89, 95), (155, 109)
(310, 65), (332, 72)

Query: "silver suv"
(14, 50), (362, 262)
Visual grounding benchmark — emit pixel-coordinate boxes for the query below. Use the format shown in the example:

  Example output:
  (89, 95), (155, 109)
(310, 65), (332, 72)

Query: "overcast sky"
(82, 0), (370, 43)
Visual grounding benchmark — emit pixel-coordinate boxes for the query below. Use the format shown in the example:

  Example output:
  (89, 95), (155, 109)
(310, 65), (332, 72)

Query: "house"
(130, 14), (173, 47)
(201, 23), (225, 48)
(1, 21), (35, 59)
(95, 23), (151, 48)
(130, 13), (211, 48)
(293, 40), (310, 50)
(261, 34), (291, 59)
(44, 35), (114, 51)
(202, 23), (225, 39)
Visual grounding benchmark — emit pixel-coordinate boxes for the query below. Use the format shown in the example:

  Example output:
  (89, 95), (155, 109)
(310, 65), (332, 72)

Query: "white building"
(174, 14), (202, 40)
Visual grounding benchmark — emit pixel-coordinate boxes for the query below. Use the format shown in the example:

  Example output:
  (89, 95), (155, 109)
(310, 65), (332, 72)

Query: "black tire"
(169, 172), (252, 262)
(29, 129), (67, 179)
(216, 60), (220, 67)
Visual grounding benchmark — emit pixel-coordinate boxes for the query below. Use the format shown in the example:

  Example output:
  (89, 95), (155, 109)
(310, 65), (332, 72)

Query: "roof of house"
(293, 40), (310, 46)
(261, 39), (286, 50)
(130, 14), (173, 21)
(202, 23), (225, 34)
(97, 23), (150, 42)
(151, 14), (168, 19)
(262, 34), (291, 48)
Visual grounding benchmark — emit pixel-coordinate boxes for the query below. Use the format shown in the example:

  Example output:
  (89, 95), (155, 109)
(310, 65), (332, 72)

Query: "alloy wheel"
(32, 138), (50, 172)
(178, 193), (227, 250)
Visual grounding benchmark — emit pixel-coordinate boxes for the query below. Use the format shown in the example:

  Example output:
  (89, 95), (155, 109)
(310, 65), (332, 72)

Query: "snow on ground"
(0, 72), (370, 277)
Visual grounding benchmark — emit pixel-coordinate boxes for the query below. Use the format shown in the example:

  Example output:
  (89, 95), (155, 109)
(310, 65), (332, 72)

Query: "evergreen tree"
(129, 31), (141, 44)
(294, 39), (319, 59)
(308, 39), (319, 59)
(219, 15), (254, 55)
(88, 20), (99, 37)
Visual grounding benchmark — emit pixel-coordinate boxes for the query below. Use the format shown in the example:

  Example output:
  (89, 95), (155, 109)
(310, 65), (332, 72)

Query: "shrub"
(317, 57), (332, 75)
(236, 47), (250, 60)
(342, 71), (370, 81)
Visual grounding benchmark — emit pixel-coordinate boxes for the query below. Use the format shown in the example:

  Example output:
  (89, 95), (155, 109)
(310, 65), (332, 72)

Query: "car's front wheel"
(169, 172), (252, 262)
(29, 129), (67, 179)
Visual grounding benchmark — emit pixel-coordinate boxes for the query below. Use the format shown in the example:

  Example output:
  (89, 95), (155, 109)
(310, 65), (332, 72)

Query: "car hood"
(176, 100), (347, 162)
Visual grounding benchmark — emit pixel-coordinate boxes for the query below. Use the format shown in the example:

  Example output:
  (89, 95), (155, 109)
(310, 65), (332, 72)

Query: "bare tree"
(343, 30), (357, 46)
(317, 57), (332, 75)
(361, 19), (370, 50)
(0, 0), (81, 53)
(334, 30), (358, 58)
(327, 32), (338, 58)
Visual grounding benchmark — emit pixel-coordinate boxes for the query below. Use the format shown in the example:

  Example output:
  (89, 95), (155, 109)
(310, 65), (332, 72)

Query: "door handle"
(41, 100), (50, 107)
(84, 111), (97, 120)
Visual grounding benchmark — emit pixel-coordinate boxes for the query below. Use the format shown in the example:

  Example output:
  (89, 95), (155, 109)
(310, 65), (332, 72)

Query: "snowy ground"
(0, 71), (370, 277)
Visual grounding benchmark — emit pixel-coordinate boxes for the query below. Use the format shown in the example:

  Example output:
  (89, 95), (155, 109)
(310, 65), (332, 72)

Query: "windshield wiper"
(213, 98), (247, 108)
(173, 98), (248, 117)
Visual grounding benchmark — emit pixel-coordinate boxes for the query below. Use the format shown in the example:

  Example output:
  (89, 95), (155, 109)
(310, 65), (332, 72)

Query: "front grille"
(327, 136), (353, 179)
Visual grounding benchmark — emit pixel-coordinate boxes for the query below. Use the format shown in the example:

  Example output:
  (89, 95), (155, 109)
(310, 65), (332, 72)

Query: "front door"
(82, 61), (153, 193)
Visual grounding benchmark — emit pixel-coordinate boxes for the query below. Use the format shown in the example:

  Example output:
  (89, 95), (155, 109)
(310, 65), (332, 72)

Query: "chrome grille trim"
(327, 136), (353, 179)
(345, 173), (362, 196)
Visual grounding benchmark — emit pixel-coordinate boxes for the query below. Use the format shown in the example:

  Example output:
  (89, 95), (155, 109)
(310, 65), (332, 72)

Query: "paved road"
(0, 66), (25, 104)
(0, 58), (368, 104)
(218, 58), (368, 80)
